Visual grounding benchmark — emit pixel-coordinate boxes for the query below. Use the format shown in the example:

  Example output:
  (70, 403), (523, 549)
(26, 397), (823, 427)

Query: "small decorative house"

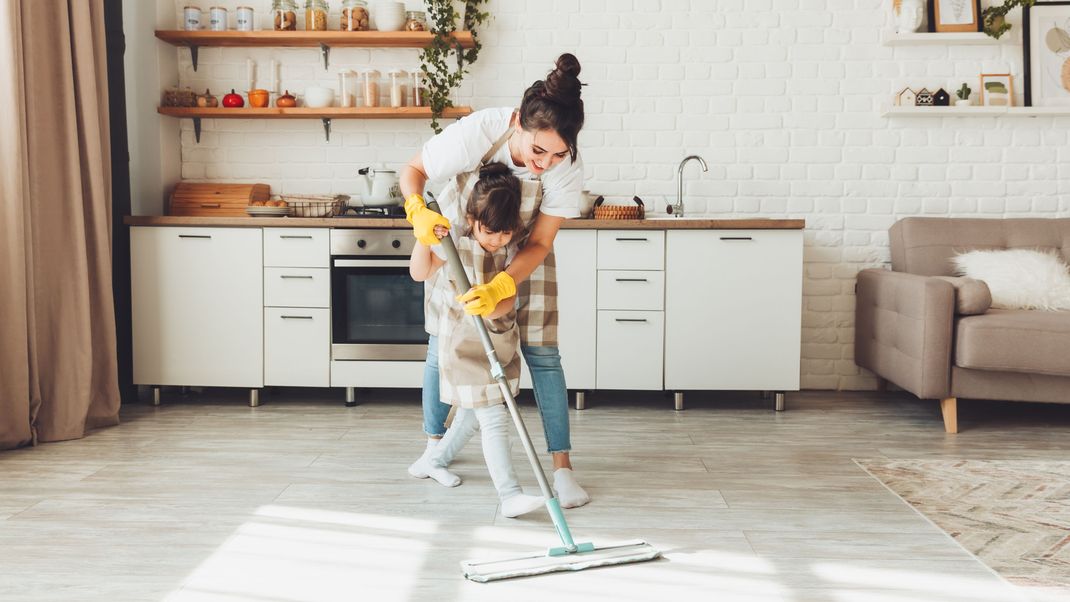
(933, 88), (951, 106)
(896, 87), (918, 106)
(915, 88), (935, 106)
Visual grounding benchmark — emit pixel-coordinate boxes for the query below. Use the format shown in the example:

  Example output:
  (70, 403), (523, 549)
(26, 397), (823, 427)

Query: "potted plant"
(982, 0), (1036, 39)
(955, 83), (972, 106)
(419, 0), (490, 133)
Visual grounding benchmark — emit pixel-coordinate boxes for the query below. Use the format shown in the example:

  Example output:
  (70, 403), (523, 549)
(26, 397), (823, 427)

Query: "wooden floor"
(3, 388), (1069, 602)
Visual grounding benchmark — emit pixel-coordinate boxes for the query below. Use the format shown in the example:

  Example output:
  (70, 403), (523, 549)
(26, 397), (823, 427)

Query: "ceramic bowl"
(303, 86), (335, 108)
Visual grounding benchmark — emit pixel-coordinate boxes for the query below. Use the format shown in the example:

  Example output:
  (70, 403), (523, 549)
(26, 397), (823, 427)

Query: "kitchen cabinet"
(264, 308), (330, 387)
(664, 230), (803, 409)
(130, 227), (263, 403)
(596, 310), (664, 390)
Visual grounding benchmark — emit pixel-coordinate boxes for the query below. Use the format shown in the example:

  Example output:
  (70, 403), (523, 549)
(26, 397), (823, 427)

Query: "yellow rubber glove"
(457, 271), (516, 316)
(405, 193), (450, 246)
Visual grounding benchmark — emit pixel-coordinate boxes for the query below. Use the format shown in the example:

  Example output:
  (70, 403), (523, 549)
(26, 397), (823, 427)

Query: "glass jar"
(360, 69), (381, 107)
(305, 0), (329, 31)
(410, 70), (427, 107)
(386, 69), (406, 108)
(340, 0), (368, 31)
(337, 69), (358, 107)
(404, 11), (427, 32)
(272, 0), (298, 30)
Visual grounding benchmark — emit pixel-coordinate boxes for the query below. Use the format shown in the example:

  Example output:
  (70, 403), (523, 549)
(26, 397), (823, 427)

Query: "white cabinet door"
(131, 227), (263, 388)
(265, 308), (330, 387)
(665, 230), (802, 391)
(596, 310), (664, 390)
(596, 230), (665, 270)
(263, 228), (329, 268)
(597, 270), (665, 311)
(264, 267), (330, 308)
(520, 230), (596, 390)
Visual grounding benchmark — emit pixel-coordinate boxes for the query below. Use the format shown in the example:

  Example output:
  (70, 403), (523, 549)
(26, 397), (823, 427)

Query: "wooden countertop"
(123, 216), (806, 229)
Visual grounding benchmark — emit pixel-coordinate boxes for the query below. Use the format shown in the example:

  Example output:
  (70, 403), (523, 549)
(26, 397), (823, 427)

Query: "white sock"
(501, 493), (545, 518)
(408, 440), (461, 487)
(407, 439), (437, 478)
(553, 468), (590, 509)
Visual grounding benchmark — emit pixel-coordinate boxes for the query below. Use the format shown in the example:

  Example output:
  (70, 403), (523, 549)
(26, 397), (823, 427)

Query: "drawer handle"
(199, 203), (221, 208)
(719, 236), (753, 241)
(280, 315), (314, 320)
(615, 237), (648, 242)
(280, 235), (314, 239)
(615, 318), (648, 323)
(615, 278), (648, 282)
(178, 234), (211, 239)
(280, 275), (314, 279)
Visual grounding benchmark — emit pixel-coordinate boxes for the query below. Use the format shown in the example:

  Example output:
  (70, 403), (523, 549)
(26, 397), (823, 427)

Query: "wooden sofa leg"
(940, 398), (958, 434)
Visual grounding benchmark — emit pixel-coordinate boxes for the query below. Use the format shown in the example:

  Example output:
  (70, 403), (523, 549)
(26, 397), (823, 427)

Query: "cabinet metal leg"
(674, 392), (684, 411)
(152, 386), (161, 406)
(249, 389), (260, 408)
(775, 392), (785, 412)
(575, 391), (586, 410)
(760, 390), (771, 399)
(345, 387), (357, 407)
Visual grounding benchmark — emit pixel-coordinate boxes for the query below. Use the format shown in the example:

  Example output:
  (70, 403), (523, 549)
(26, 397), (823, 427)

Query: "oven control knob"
(391, 240), (401, 249)
(357, 239), (366, 249)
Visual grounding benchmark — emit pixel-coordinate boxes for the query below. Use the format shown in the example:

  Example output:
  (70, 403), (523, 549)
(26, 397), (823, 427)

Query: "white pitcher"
(356, 167), (401, 206)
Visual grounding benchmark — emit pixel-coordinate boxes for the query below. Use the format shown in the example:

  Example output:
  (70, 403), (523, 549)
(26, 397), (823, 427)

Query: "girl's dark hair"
(519, 53), (584, 161)
(468, 162), (522, 234)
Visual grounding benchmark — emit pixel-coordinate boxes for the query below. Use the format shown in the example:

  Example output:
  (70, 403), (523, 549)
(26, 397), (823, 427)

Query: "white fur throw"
(952, 249), (1070, 311)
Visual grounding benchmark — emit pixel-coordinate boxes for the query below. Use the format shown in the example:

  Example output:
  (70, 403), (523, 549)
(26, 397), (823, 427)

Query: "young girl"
(408, 162), (545, 519)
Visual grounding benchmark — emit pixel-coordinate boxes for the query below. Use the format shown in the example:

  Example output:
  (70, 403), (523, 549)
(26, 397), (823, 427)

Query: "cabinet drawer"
(596, 310), (664, 390)
(264, 267), (330, 308)
(598, 270), (664, 311)
(265, 308), (330, 387)
(264, 228), (329, 268)
(597, 230), (664, 271)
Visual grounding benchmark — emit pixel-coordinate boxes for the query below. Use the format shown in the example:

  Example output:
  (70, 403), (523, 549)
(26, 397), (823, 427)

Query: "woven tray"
(593, 196), (645, 220)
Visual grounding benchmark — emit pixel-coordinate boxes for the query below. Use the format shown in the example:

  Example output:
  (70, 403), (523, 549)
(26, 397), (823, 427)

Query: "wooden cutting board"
(169, 182), (270, 217)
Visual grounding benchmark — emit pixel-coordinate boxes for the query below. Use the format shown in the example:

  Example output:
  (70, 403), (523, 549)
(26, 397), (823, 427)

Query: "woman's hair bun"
(543, 53), (582, 102)
(479, 162), (511, 179)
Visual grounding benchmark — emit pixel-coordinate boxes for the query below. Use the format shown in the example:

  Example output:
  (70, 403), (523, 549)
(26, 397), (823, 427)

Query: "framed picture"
(1023, 1), (1070, 107)
(929, 0), (982, 32)
(979, 73), (1015, 106)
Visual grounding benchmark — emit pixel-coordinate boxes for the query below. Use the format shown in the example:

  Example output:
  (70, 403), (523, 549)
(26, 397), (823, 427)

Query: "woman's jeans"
(422, 335), (572, 453)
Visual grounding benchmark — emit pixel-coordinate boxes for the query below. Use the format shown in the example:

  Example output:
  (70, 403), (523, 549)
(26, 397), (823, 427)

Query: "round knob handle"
(357, 239), (366, 249)
(392, 240), (401, 249)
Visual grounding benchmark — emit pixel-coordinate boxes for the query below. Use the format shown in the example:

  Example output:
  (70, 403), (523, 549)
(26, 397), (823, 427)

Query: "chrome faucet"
(668, 154), (708, 217)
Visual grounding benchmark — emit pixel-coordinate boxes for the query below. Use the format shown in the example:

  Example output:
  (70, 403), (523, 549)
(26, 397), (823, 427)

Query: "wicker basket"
(593, 196), (645, 220)
(277, 194), (349, 218)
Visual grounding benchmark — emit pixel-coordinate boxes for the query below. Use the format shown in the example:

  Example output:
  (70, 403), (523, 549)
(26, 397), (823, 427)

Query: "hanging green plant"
(420, 0), (491, 133)
(982, 0), (1036, 39)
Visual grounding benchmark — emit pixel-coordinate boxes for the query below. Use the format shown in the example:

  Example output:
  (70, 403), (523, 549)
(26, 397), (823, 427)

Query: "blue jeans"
(422, 335), (572, 453)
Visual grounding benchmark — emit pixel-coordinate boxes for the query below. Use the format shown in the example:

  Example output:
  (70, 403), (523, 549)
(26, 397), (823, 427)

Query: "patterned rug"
(857, 459), (1070, 600)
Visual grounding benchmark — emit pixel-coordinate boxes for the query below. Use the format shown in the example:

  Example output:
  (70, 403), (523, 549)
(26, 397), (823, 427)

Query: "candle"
(247, 59), (256, 91)
(269, 60), (278, 92)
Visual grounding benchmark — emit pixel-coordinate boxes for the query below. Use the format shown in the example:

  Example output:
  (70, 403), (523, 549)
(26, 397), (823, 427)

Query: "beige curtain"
(0, 0), (120, 450)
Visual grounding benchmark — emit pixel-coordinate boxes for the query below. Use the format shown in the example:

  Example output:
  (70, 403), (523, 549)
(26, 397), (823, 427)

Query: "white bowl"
(374, 1), (405, 31)
(303, 86), (335, 108)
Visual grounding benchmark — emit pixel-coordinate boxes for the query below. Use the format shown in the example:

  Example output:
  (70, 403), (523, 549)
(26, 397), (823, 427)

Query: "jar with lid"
(235, 6), (254, 31)
(272, 0), (298, 30)
(183, 6), (202, 31)
(305, 0), (329, 31)
(337, 69), (358, 107)
(340, 0), (368, 31)
(360, 69), (381, 107)
(410, 70), (427, 107)
(385, 69), (407, 108)
(404, 11), (427, 32)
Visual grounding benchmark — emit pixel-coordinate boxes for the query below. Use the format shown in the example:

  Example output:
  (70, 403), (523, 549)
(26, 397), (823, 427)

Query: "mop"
(426, 195), (661, 582)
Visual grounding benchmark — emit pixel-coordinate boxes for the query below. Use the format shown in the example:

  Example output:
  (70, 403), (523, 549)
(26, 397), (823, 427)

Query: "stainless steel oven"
(330, 229), (426, 361)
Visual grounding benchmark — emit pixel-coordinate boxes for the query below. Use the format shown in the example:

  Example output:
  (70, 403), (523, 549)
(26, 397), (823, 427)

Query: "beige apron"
(423, 114), (559, 347)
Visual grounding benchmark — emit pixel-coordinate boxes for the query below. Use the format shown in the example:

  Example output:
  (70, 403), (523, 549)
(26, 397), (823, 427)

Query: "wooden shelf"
(880, 31), (1008, 46)
(155, 30), (474, 48)
(881, 106), (1070, 117)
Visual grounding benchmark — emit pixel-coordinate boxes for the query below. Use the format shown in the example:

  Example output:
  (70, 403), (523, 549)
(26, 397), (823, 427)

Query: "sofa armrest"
(854, 269), (955, 399)
(934, 276), (992, 316)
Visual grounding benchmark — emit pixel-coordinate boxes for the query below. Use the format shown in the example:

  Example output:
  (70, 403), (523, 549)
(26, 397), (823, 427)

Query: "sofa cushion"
(935, 276), (992, 315)
(956, 309), (1070, 377)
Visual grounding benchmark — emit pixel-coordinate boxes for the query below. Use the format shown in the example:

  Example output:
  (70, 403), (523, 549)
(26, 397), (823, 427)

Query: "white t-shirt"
(421, 107), (584, 221)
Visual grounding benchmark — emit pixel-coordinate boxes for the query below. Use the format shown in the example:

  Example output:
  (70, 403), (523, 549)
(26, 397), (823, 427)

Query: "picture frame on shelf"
(1023, 1), (1070, 107)
(980, 73), (1015, 106)
(928, 0), (982, 32)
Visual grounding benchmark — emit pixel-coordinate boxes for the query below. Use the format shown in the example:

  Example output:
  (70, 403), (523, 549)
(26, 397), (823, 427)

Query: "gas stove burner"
(339, 205), (406, 218)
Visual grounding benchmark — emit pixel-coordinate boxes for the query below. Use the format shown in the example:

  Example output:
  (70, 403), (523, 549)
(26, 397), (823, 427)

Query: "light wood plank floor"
(3, 389), (1069, 602)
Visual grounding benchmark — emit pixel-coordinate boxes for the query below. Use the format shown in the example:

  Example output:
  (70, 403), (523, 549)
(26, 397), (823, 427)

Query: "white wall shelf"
(880, 31), (1007, 46)
(881, 106), (1070, 117)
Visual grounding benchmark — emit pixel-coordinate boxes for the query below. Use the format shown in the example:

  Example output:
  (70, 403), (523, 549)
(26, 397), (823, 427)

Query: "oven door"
(331, 257), (427, 361)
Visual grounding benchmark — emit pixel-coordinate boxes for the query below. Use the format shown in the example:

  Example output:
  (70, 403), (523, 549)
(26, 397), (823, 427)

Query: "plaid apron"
(437, 236), (521, 408)
(423, 117), (559, 347)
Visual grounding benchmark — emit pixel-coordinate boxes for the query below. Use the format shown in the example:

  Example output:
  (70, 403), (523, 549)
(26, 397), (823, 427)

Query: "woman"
(401, 53), (590, 508)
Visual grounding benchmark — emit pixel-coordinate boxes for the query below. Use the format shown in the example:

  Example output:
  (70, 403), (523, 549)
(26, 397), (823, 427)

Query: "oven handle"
(332, 258), (411, 268)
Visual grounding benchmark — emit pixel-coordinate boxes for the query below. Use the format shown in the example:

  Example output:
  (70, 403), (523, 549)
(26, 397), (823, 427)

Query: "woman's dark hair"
(468, 162), (522, 234)
(519, 53), (584, 161)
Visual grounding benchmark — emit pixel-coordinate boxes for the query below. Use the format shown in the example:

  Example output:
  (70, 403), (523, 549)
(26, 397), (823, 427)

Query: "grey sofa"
(854, 217), (1070, 433)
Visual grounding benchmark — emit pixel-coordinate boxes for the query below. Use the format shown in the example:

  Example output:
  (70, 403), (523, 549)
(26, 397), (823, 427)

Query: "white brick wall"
(160, 0), (1070, 390)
